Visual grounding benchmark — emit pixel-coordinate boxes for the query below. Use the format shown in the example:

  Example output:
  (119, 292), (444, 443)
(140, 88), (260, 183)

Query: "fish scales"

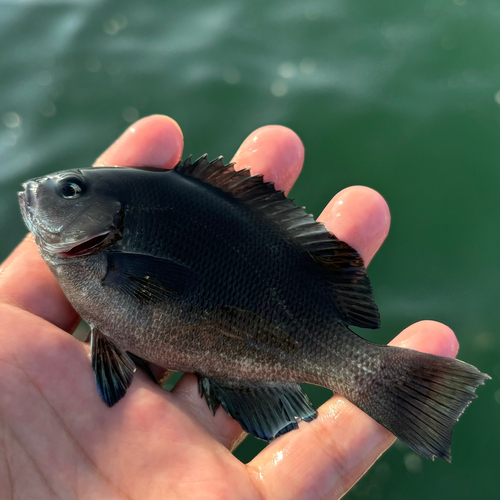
(48, 167), (340, 381)
(119, 168), (337, 365)
(18, 155), (489, 461)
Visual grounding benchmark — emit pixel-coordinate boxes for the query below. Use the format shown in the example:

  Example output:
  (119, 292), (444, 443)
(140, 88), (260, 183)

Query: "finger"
(93, 114), (183, 168)
(0, 115), (184, 333)
(231, 125), (305, 194)
(170, 125), (305, 446)
(319, 185), (391, 267)
(247, 321), (458, 500)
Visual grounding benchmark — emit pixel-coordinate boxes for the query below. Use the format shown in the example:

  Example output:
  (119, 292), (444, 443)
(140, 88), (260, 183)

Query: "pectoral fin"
(103, 252), (200, 304)
(91, 328), (136, 407)
(198, 377), (317, 441)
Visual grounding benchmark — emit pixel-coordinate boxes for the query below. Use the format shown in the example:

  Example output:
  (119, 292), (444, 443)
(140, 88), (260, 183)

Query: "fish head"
(19, 168), (123, 259)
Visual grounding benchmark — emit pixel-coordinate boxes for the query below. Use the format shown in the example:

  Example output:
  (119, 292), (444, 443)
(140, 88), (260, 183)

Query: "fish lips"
(50, 229), (122, 259)
(18, 182), (123, 259)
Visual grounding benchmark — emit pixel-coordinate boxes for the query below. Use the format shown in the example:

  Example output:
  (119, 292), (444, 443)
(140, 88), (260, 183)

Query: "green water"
(1, 0), (499, 498)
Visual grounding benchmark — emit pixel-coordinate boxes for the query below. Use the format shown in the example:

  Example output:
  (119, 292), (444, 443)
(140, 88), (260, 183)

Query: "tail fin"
(345, 347), (490, 461)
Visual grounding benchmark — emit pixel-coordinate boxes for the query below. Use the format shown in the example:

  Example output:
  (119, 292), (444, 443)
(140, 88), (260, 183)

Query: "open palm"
(0, 115), (459, 499)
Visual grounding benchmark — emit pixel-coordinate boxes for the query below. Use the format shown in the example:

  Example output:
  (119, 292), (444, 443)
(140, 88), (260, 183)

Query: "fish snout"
(22, 180), (39, 208)
(18, 180), (43, 234)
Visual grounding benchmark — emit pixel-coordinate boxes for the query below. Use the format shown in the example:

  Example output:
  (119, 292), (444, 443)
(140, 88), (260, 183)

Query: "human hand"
(0, 115), (459, 499)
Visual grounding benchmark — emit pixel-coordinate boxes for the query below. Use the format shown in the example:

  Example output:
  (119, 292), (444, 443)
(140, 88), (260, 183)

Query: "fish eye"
(58, 178), (85, 199)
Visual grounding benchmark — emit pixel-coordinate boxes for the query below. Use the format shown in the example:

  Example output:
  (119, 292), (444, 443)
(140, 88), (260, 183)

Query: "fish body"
(19, 156), (489, 459)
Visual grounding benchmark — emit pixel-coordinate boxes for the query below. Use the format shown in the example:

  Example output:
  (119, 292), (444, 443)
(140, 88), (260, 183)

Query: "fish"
(18, 155), (489, 461)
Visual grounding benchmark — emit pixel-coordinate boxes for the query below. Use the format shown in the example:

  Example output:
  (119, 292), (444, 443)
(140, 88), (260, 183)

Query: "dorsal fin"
(309, 242), (380, 329)
(175, 155), (380, 329)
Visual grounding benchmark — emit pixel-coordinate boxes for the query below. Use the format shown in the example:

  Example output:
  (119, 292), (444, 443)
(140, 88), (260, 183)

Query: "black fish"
(18, 156), (489, 461)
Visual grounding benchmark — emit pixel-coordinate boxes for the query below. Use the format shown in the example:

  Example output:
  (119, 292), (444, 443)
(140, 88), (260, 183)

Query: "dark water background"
(1, 0), (499, 498)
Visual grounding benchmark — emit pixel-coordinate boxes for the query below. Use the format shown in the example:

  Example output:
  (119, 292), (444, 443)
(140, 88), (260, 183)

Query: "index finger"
(93, 115), (183, 168)
(0, 115), (184, 332)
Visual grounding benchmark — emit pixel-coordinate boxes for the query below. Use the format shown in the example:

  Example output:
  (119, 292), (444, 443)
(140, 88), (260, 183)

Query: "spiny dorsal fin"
(175, 155), (380, 329)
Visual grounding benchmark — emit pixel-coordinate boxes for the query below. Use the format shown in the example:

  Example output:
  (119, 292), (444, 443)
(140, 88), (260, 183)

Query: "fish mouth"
(20, 215), (118, 258)
(53, 231), (118, 259)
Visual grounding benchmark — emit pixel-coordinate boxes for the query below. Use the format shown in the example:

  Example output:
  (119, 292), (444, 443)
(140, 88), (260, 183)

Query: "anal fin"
(198, 377), (318, 441)
(91, 328), (136, 407)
